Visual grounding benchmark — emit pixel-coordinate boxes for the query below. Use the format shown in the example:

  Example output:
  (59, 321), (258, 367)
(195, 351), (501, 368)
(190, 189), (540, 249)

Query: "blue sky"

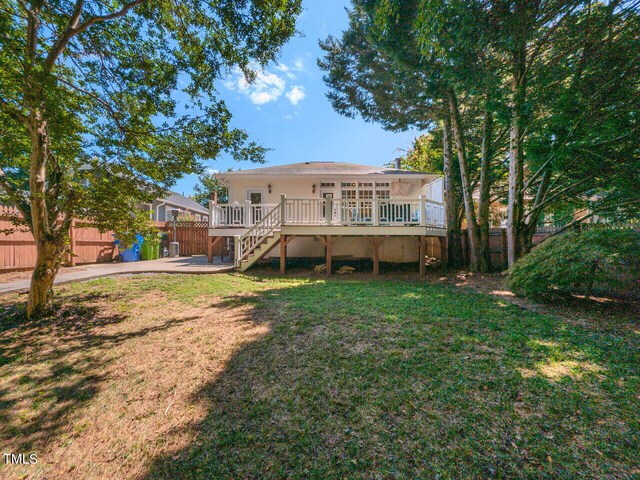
(173, 1), (418, 196)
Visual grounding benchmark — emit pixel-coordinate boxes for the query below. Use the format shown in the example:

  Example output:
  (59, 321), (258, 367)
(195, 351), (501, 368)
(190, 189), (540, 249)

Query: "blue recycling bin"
(117, 234), (144, 262)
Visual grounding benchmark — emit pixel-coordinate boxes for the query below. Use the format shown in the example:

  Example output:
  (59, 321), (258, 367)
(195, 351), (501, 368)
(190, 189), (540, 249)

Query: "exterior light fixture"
(268, 184), (272, 194)
(312, 183), (316, 194)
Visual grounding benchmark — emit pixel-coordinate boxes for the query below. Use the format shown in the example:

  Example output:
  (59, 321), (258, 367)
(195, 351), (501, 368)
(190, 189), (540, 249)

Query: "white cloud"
(275, 61), (298, 79)
(285, 85), (305, 106)
(292, 58), (304, 71)
(283, 114), (293, 120)
(224, 63), (306, 107)
(224, 68), (286, 105)
(205, 167), (220, 174)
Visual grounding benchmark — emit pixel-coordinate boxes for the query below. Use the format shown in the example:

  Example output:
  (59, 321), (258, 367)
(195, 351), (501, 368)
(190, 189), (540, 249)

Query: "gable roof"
(161, 192), (208, 214)
(219, 162), (434, 177)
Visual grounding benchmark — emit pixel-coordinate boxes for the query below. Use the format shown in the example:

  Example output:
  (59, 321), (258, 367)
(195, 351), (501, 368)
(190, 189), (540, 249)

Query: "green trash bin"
(140, 240), (153, 261)
(141, 234), (162, 260)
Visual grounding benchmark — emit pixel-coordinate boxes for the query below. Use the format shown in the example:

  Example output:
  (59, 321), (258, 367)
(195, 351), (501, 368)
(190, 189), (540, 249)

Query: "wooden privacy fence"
(0, 206), (116, 272)
(163, 221), (209, 256)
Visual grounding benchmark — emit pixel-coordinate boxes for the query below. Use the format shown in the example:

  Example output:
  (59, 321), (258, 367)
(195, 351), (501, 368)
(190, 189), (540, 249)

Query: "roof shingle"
(218, 162), (433, 176)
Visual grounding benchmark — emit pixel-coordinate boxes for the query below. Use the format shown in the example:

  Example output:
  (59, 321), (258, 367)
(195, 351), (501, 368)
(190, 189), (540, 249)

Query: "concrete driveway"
(0, 256), (234, 295)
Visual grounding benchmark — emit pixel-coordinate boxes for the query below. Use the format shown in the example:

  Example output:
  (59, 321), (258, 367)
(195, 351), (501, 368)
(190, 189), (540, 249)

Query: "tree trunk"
(27, 236), (66, 317)
(26, 109), (67, 317)
(477, 100), (494, 270)
(442, 117), (464, 268)
(520, 168), (551, 255)
(448, 90), (488, 272)
(506, 44), (527, 268)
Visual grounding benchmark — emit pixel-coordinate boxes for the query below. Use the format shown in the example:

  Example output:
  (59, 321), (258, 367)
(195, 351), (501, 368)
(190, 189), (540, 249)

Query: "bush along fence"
(462, 223), (638, 271)
(0, 206), (222, 272)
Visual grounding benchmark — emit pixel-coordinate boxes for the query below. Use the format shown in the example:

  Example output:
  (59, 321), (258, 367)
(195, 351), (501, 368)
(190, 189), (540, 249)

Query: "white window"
(341, 189), (356, 199)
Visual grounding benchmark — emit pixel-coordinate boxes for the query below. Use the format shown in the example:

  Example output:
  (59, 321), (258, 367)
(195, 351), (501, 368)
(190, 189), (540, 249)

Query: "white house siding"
(225, 176), (431, 205)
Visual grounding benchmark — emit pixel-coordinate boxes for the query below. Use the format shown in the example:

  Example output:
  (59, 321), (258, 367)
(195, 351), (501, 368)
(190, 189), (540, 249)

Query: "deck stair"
(234, 202), (282, 272)
(237, 230), (280, 272)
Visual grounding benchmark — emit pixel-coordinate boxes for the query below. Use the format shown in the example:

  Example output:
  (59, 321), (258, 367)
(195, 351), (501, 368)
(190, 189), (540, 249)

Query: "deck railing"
(234, 203), (281, 266)
(210, 203), (278, 228)
(211, 196), (446, 229)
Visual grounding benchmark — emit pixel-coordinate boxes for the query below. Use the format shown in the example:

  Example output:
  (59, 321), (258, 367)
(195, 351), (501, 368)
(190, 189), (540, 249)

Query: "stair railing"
(235, 199), (282, 266)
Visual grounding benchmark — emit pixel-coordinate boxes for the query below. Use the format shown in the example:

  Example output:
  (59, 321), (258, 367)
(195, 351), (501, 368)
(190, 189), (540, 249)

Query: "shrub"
(508, 227), (640, 299)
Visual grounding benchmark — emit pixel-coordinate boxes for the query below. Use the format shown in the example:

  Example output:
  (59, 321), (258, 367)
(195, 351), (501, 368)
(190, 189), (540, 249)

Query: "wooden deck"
(207, 196), (447, 274)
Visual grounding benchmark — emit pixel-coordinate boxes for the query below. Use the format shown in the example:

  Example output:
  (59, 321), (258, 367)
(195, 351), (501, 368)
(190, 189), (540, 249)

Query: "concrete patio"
(0, 256), (234, 295)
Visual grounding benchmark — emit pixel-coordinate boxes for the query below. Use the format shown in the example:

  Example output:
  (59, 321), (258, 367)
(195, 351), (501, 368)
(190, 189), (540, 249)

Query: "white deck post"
(280, 194), (286, 226)
(234, 235), (241, 267)
(419, 195), (427, 226)
(372, 198), (379, 226)
(244, 200), (252, 228)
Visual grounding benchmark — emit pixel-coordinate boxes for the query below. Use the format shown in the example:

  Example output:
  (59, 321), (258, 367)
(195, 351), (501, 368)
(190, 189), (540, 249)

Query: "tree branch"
(45, 0), (144, 70)
(544, 199), (640, 239)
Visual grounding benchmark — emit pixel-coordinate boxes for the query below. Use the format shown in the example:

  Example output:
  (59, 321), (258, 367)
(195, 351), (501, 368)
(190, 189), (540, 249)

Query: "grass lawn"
(0, 272), (638, 479)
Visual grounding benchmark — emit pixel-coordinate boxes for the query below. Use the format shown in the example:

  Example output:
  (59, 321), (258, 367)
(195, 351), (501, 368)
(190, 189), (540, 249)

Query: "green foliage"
(398, 134), (444, 174)
(193, 171), (229, 207)
(508, 228), (640, 298)
(0, 0), (302, 233)
(320, 0), (640, 234)
(112, 210), (159, 247)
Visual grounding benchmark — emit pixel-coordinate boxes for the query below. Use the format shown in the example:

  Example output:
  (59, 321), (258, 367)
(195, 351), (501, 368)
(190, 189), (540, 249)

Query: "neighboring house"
(140, 192), (209, 223)
(208, 161), (447, 273)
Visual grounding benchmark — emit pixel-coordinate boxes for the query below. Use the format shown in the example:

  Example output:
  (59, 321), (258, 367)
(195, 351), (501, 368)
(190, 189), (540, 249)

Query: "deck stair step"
(237, 231), (281, 272)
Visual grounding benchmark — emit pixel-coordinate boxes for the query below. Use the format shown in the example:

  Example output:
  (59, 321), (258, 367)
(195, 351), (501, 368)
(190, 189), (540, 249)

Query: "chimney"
(395, 157), (402, 170)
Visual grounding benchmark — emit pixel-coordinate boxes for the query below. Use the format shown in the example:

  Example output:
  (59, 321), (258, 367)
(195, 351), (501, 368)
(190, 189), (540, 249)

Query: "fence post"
(67, 218), (76, 267)
(280, 194), (286, 226)
(500, 228), (508, 270)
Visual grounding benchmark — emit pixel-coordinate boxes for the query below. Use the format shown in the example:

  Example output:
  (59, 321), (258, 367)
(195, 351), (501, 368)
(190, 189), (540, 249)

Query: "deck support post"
(326, 235), (332, 276)
(208, 236), (223, 263)
(365, 236), (385, 276)
(207, 236), (214, 263)
(373, 238), (379, 275)
(419, 235), (426, 275)
(280, 234), (287, 274)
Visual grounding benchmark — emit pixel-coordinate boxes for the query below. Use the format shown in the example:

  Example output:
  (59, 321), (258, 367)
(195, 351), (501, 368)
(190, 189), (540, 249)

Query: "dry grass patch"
(0, 284), (273, 480)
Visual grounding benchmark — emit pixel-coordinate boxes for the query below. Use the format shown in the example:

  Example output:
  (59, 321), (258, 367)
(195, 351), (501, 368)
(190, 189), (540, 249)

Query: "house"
(208, 161), (447, 274)
(140, 192), (209, 223)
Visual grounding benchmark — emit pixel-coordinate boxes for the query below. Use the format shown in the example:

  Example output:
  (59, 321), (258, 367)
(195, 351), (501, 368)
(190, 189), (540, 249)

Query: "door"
(321, 192), (334, 222)
(246, 190), (264, 225)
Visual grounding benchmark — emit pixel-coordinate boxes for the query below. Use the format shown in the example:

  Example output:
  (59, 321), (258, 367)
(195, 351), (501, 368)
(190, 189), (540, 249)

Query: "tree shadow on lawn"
(143, 277), (640, 479)
(0, 292), (197, 453)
